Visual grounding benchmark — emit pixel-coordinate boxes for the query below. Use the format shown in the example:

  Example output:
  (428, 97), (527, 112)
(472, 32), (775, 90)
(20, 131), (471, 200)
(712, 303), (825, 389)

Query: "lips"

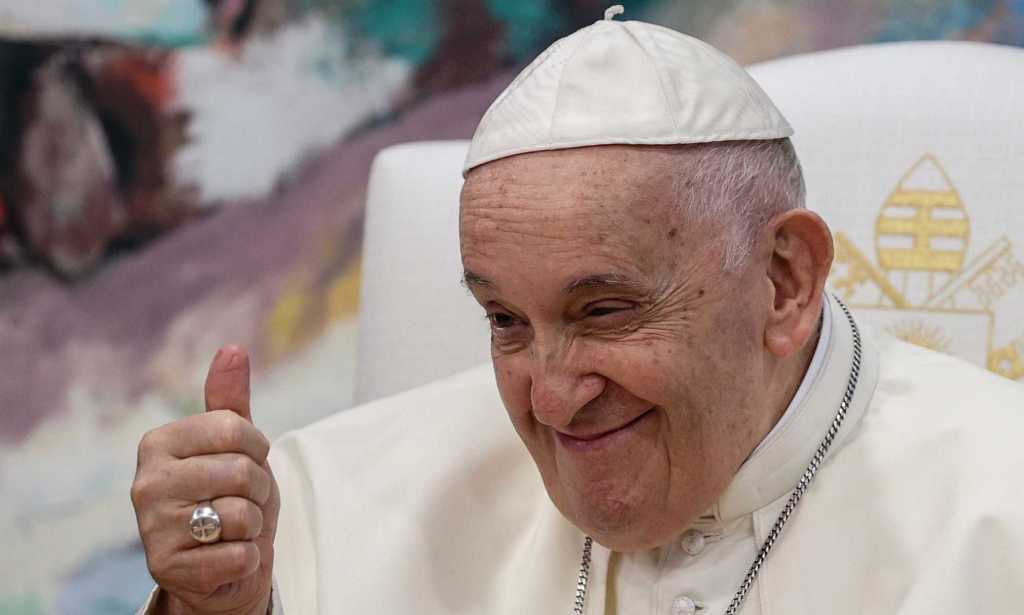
(556, 407), (655, 450)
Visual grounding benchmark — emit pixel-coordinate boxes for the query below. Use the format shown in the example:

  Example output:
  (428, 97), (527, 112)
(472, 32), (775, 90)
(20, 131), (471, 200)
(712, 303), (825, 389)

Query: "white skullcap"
(463, 5), (793, 175)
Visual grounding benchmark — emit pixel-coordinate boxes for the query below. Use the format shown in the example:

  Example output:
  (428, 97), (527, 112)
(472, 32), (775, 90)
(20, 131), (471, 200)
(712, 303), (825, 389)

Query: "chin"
(561, 485), (671, 553)
(555, 473), (715, 553)
(583, 513), (672, 553)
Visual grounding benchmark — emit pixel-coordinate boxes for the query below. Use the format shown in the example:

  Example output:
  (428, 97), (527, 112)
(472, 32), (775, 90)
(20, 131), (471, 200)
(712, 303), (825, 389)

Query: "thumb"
(204, 344), (252, 422)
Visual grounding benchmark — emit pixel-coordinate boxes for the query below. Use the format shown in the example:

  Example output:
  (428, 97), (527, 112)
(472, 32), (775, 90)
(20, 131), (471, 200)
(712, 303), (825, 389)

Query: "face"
(460, 145), (787, 551)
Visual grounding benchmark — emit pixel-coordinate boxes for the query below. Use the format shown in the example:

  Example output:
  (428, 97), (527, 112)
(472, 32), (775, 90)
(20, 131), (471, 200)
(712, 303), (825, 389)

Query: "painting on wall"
(0, 1), (1021, 612)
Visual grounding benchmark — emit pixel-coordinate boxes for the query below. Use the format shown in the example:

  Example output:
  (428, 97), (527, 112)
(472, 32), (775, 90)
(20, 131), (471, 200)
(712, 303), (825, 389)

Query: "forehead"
(461, 146), (679, 241)
(459, 146), (707, 290)
(463, 144), (675, 204)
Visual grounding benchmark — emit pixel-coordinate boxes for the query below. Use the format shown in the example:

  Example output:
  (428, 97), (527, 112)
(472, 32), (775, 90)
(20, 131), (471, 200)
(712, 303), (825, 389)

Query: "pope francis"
(131, 7), (1024, 615)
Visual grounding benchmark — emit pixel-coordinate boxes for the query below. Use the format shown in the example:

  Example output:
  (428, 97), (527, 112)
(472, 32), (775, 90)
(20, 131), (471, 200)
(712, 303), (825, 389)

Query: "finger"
(205, 345), (252, 422)
(167, 453), (273, 506)
(158, 541), (261, 597)
(173, 496), (264, 551)
(141, 495), (265, 557)
(152, 411), (270, 462)
(208, 496), (264, 542)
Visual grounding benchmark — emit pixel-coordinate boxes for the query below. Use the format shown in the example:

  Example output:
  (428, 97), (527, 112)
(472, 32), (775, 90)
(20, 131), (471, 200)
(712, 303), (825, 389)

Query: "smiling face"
(459, 144), (823, 551)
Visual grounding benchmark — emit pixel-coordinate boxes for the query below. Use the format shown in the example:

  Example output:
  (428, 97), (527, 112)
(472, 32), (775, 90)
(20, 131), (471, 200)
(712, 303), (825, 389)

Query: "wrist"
(155, 589), (272, 615)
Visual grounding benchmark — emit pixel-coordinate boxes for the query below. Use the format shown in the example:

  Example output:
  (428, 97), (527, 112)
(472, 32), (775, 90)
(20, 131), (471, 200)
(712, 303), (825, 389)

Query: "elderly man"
(132, 7), (1024, 615)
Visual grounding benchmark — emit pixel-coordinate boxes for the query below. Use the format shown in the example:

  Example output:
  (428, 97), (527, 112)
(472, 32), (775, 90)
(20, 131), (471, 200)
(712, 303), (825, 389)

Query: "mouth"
(555, 407), (656, 452)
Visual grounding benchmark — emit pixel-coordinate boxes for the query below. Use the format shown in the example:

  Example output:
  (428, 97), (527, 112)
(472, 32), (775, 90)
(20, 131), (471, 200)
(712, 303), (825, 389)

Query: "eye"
(587, 306), (625, 317)
(484, 310), (529, 351)
(584, 301), (635, 319)
(487, 312), (519, 329)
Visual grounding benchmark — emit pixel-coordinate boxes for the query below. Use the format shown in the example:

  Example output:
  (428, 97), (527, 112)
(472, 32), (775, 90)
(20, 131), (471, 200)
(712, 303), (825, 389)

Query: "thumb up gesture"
(131, 346), (280, 615)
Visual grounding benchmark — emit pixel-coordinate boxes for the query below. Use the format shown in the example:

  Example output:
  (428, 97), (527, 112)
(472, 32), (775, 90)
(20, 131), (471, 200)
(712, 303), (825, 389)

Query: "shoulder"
(267, 361), (539, 547)
(870, 331), (1024, 435)
(768, 332), (1024, 607)
(268, 364), (574, 613)
(849, 331), (1024, 506)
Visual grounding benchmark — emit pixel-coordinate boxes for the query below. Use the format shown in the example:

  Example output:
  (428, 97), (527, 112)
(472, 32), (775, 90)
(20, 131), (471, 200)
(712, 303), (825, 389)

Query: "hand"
(132, 346), (280, 615)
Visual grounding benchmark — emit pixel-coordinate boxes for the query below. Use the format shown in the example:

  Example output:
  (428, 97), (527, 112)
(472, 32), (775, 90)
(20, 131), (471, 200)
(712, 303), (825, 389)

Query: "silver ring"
(189, 501), (222, 544)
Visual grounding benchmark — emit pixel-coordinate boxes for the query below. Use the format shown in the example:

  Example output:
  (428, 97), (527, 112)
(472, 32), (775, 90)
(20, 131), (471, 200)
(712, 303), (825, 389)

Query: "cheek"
(492, 356), (562, 482)
(491, 356), (533, 424)
(591, 341), (686, 406)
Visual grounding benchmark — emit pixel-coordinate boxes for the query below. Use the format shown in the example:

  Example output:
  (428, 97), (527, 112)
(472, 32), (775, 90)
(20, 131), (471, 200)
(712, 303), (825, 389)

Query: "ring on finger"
(189, 501), (222, 544)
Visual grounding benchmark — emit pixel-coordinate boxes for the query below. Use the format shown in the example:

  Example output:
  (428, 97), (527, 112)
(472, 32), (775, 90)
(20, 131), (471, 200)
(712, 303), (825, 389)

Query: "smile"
(555, 407), (656, 452)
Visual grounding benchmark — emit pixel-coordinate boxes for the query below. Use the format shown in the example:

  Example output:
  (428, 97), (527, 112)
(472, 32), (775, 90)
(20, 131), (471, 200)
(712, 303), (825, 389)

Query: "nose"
(529, 346), (605, 429)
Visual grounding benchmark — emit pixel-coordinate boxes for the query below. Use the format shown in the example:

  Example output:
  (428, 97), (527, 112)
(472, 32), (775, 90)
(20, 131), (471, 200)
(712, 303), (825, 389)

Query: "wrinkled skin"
(132, 347), (278, 615)
(459, 145), (832, 552)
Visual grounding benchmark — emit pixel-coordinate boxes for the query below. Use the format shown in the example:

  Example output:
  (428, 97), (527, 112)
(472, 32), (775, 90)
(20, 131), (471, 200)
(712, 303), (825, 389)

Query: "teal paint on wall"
(876, 0), (998, 42)
(349, 0), (441, 64)
(485, 0), (566, 58)
(94, 0), (210, 47)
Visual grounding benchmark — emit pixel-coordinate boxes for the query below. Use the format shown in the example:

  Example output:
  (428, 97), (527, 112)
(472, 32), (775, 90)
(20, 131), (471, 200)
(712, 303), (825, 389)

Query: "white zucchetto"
(463, 5), (793, 175)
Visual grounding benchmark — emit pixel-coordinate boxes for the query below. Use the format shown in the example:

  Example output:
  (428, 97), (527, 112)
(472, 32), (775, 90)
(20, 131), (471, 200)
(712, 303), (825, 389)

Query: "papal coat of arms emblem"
(829, 154), (1024, 382)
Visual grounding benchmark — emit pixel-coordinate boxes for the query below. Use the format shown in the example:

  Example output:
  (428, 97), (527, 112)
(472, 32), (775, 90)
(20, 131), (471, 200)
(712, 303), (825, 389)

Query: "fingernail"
(226, 349), (242, 369)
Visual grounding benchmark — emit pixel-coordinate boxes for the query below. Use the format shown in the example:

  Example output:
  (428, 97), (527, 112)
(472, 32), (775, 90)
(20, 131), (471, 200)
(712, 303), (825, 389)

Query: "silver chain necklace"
(571, 297), (863, 615)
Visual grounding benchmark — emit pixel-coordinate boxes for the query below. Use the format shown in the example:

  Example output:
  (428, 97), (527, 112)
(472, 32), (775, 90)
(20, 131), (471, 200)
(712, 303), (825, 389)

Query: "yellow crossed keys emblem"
(830, 154), (1024, 382)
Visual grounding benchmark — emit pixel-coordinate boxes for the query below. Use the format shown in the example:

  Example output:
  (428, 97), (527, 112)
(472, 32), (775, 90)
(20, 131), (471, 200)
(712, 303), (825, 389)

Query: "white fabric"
(358, 42), (1024, 404)
(355, 142), (490, 404)
(267, 299), (1024, 613)
(462, 12), (792, 174)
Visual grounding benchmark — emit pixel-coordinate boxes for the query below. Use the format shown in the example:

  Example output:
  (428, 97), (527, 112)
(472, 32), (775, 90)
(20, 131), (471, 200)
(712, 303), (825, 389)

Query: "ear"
(763, 210), (834, 357)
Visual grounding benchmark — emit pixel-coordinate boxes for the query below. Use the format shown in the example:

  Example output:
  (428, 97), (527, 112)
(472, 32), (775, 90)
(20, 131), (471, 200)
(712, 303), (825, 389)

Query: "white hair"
(672, 138), (806, 270)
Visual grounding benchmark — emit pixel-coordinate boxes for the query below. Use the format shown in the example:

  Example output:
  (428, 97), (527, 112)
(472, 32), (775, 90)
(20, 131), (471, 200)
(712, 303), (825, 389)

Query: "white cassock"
(216, 295), (1020, 614)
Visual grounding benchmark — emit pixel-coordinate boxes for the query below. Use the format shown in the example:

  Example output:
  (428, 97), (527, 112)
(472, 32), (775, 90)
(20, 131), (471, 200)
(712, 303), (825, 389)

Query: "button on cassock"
(670, 595), (704, 615)
(679, 529), (706, 556)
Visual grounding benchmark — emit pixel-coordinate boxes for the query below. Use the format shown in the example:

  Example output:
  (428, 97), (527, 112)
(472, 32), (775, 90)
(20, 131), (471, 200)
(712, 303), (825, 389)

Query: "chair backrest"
(357, 41), (1024, 404)
(356, 141), (488, 404)
(753, 42), (1024, 383)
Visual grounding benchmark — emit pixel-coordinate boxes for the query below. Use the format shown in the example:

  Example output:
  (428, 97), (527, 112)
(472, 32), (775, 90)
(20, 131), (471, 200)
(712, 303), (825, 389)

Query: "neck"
(751, 309), (825, 459)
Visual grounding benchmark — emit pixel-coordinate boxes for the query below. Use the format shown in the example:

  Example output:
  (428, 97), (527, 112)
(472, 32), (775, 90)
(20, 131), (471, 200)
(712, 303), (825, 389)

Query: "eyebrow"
(462, 269), (493, 289)
(562, 273), (643, 294)
(462, 270), (644, 294)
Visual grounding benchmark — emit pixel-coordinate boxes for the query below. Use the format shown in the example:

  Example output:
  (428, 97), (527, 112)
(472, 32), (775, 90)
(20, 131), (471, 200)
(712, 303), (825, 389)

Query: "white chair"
(356, 141), (490, 404)
(356, 41), (1024, 405)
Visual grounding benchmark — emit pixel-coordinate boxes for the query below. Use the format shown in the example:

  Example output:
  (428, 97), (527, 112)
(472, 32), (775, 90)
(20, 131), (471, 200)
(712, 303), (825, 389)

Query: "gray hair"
(672, 138), (806, 270)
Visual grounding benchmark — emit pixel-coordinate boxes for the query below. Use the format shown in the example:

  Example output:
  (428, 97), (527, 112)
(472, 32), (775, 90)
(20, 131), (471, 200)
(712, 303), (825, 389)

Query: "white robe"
(143, 297), (1024, 614)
